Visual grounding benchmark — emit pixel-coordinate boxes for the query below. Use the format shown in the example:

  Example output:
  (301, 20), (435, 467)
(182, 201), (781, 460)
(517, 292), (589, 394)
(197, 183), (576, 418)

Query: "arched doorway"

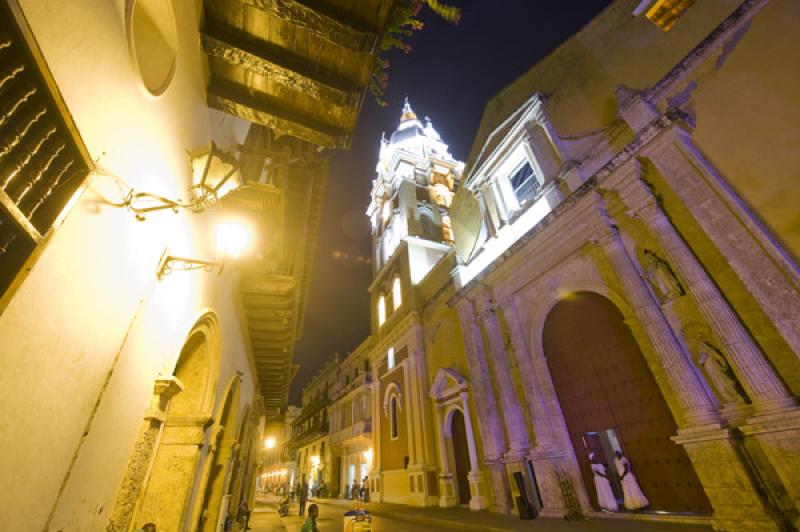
(448, 409), (471, 505)
(542, 292), (710, 513)
(137, 316), (220, 530)
(197, 378), (240, 532)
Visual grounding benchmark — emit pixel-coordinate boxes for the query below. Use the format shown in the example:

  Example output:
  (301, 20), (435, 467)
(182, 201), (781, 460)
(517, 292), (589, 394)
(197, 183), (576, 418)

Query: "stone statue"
(693, 339), (746, 404)
(642, 249), (684, 302)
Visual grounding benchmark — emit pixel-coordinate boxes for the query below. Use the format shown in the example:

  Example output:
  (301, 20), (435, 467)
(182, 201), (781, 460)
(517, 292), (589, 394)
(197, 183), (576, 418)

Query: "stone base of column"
(741, 407), (800, 529)
(485, 460), (512, 514)
(719, 401), (754, 427)
(437, 474), (458, 508)
(467, 470), (488, 511)
(673, 425), (781, 531)
(406, 465), (439, 507)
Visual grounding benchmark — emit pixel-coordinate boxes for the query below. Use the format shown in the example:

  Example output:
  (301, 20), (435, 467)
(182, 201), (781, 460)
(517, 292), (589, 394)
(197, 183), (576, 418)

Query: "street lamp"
(116, 142), (243, 220)
(156, 217), (253, 279)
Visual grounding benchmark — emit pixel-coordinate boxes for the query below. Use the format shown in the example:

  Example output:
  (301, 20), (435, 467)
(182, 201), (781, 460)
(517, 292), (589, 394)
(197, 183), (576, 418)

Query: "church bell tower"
(366, 99), (464, 331)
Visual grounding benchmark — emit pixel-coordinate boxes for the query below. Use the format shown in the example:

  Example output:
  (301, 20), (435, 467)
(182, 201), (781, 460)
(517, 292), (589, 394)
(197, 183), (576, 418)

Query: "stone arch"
(227, 403), (253, 520)
(194, 375), (242, 532)
(136, 312), (223, 531)
(541, 291), (711, 513)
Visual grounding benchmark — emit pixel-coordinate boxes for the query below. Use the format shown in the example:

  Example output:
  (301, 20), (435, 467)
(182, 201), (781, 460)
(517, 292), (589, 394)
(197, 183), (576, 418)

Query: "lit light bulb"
(215, 221), (251, 259)
(265, 436), (276, 449)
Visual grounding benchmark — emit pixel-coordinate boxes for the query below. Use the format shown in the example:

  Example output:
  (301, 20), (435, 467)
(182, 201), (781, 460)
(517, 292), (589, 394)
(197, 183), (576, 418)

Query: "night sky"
(290, 0), (614, 404)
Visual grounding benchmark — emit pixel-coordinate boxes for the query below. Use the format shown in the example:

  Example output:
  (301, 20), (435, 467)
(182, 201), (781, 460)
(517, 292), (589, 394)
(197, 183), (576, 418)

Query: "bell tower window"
(392, 277), (402, 310)
(377, 295), (386, 327)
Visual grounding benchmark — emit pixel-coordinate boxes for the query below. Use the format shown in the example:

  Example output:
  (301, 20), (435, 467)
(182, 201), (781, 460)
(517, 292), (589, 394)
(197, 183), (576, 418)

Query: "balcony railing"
(330, 419), (371, 446)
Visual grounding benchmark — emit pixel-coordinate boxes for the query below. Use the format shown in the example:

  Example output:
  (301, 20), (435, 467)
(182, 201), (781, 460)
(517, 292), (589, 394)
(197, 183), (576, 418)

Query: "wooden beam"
(202, 21), (361, 99)
(239, 0), (377, 53)
(208, 78), (350, 149)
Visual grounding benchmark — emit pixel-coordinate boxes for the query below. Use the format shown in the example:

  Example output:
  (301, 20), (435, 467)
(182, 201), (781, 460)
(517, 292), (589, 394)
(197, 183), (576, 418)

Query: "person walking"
(298, 481), (309, 516)
(589, 453), (618, 512)
(301, 503), (319, 532)
(614, 450), (649, 510)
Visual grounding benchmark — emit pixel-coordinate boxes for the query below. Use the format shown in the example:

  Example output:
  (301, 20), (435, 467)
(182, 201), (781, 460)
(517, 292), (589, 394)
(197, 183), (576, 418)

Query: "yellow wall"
(0, 1), (257, 529)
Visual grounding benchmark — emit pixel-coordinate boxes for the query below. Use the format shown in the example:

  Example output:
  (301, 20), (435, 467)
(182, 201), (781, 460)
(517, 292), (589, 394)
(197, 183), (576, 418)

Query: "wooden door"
(543, 292), (710, 513)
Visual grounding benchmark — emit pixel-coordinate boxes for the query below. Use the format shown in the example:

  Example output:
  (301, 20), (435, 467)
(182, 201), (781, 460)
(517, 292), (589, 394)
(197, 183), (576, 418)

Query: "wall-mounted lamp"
(156, 218), (252, 279)
(119, 143), (242, 220)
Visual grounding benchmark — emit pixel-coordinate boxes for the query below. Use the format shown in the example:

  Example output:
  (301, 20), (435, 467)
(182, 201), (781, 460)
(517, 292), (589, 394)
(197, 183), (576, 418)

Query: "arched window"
(392, 277), (402, 310)
(377, 295), (386, 326)
(390, 395), (399, 439)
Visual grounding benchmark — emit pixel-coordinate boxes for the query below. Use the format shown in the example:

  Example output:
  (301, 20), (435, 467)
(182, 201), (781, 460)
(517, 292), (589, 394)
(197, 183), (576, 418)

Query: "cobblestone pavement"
(252, 495), (714, 532)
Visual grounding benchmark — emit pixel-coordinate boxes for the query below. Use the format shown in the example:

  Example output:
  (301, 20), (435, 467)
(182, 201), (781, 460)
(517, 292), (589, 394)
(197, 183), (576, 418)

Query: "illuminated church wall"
(448, 1), (800, 528)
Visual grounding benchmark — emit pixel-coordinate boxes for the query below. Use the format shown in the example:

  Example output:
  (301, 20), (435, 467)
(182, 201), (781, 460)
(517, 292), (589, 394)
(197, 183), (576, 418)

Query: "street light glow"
(215, 220), (251, 259)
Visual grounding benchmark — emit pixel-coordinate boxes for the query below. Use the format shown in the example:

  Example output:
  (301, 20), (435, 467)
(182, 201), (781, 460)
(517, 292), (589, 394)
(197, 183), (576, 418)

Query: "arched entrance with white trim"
(542, 291), (710, 513)
(429, 368), (487, 510)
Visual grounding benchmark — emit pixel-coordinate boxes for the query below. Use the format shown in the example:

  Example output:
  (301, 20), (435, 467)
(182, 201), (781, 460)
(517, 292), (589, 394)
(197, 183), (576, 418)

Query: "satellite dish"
(450, 187), (484, 263)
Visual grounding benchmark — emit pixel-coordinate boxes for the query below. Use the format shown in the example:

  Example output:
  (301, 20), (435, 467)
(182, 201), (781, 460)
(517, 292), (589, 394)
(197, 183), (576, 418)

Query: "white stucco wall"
(0, 1), (258, 529)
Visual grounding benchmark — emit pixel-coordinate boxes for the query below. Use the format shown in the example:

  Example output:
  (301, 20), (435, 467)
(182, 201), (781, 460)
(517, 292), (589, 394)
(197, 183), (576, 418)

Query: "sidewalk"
(310, 497), (713, 532)
(251, 495), (286, 531)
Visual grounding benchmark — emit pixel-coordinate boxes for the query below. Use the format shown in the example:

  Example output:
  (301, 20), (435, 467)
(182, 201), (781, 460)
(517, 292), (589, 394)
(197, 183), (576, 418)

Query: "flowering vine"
(369, 0), (461, 106)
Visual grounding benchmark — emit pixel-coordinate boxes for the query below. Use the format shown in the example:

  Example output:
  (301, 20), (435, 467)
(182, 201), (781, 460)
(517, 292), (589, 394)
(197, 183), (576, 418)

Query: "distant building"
(260, 405), (301, 493)
(290, 357), (337, 494)
(329, 339), (375, 499)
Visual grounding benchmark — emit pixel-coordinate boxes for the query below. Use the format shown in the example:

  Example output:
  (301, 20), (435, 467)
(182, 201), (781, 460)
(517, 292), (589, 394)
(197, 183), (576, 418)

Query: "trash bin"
(343, 509), (372, 532)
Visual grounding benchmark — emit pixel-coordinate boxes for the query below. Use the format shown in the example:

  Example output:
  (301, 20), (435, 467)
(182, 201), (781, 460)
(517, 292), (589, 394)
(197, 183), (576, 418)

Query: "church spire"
(400, 96), (417, 122)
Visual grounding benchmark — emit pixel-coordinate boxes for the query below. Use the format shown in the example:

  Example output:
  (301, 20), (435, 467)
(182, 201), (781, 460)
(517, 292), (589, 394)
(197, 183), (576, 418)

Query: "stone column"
(636, 196), (796, 414)
(108, 376), (183, 532)
(597, 225), (720, 427)
(454, 298), (511, 513)
(475, 293), (530, 456)
(432, 403), (454, 507)
(460, 391), (489, 511)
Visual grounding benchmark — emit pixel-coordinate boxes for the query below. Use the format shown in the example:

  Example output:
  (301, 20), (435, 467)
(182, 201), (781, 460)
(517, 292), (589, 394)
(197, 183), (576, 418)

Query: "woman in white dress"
(589, 453), (618, 512)
(614, 451), (650, 510)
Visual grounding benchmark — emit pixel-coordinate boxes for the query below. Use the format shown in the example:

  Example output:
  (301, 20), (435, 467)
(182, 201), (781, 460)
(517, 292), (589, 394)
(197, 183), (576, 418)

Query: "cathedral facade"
(361, 1), (800, 531)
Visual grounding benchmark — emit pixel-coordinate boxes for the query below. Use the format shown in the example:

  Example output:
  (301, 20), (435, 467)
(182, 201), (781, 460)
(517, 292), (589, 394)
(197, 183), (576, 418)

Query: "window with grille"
(0, 3), (89, 297)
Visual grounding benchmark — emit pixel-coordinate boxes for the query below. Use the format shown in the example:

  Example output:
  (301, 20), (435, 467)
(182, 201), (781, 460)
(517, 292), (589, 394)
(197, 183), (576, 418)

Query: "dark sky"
(290, 0), (613, 404)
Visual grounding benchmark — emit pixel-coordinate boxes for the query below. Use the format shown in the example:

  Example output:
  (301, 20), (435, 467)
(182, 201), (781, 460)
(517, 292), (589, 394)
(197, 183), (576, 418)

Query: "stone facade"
(444, 1), (800, 530)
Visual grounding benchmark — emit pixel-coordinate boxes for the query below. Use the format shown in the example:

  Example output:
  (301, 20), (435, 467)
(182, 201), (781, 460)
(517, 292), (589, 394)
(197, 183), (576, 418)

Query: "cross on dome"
(400, 96), (417, 122)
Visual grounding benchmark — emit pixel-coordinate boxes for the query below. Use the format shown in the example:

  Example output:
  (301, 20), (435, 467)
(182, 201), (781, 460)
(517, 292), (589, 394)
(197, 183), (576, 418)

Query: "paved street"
(250, 495), (712, 532)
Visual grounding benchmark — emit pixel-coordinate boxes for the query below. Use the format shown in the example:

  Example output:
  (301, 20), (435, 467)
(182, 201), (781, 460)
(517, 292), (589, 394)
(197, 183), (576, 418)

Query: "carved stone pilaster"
(475, 293), (530, 457)
(496, 295), (556, 452)
(595, 223), (720, 427)
(454, 299), (506, 461)
(636, 195), (797, 414)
